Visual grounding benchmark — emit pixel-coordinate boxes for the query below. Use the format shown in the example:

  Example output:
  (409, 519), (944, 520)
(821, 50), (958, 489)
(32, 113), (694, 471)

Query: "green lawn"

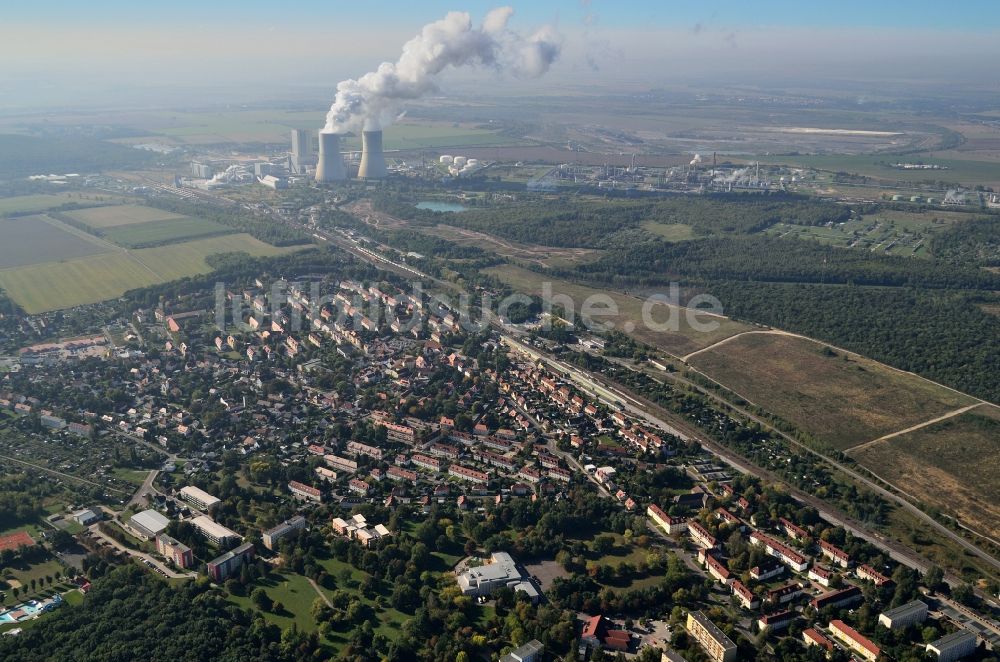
(642, 221), (697, 242)
(228, 572), (320, 633)
(112, 468), (152, 486)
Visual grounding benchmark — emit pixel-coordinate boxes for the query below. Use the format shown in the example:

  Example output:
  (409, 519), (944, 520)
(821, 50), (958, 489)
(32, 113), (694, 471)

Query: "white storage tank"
(453, 156), (468, 167)
(439, 155), (454, 164)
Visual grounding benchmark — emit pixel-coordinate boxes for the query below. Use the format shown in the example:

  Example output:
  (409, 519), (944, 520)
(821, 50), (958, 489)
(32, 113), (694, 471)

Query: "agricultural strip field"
(850, 405), (1000, 539)
(102, 217), (233, 248)
(0, 215), (108, 268)
(0, 233), (299, 313)
(0, 193), (135, 216)
(483, 264), (751, 356)
(686, 332), (977, 450)
(62, 204), (186, 228)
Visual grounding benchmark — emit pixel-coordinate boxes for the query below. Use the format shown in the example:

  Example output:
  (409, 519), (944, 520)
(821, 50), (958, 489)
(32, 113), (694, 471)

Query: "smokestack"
(315, 131), (346, 182)
(357, 130), (387, 179)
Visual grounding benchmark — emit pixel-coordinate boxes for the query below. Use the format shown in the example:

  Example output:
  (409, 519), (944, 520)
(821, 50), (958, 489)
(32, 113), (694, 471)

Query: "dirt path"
(307, 577), (332, 608)
(847, 403), (985, 454)
(680, 329), (787, 362)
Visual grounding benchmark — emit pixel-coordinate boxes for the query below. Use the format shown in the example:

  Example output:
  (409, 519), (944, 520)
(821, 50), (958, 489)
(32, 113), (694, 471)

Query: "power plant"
(290, 129), (314, 174)
(314, 131), (346, 182)
(357, 130), (387, 179)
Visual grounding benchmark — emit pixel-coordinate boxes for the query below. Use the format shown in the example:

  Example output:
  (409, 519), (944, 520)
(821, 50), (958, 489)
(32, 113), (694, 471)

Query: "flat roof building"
(926, 630), (977, 662)
(156, 533), (193, 569)
(190, 515), (240, 546)
(878, 600), (928, 630)
(180, 485), (221, 510)
(127, 509), (170, 541)
(207, 543), (255, 582)
(499, 639), (543, 662)
(686, 611), (737, 662)
(262, 516), (307, 550)
(456, 552), (539, 602)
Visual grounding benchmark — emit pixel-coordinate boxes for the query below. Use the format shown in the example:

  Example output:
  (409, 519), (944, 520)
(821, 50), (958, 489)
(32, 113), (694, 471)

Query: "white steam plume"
(323, 7), (561, 133)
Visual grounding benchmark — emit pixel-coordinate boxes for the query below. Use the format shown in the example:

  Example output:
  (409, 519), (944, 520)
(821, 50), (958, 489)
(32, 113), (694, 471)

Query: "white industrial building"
(126, 509), (170, 541)
(455, 551), (540, 602)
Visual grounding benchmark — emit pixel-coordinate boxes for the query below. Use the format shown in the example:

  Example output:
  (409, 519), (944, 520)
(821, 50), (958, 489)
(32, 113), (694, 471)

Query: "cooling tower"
(315, 131), (346, 182)
(357, 130), (388, 179)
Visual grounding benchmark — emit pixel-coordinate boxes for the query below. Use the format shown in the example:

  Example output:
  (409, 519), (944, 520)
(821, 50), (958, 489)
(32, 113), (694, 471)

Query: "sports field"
(0, 530), (35, 553)
(850, 405), (1000, 539)
(0, 233), (300, 313)
(687, 332), (977, 450)
(63, 204), (186, 228)
(0, 215), (109, 268)
(103, 217), (232, 247)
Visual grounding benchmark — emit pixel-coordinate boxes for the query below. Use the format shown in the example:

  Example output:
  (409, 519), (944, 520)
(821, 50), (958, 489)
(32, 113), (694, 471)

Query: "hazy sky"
(2, 1), (999, 110)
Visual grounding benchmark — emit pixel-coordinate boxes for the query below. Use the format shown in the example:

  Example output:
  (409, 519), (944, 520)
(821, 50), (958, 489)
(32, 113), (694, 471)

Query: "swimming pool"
(0, 594), (62, 623)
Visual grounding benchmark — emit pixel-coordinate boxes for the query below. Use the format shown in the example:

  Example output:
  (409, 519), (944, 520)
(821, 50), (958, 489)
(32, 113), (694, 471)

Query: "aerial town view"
(0, 2), (998, 661)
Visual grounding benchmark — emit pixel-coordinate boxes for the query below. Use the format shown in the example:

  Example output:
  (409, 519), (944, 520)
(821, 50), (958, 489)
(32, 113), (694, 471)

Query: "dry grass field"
(851, 405), (1000, 539)
(686, 332), (976, 450)
(0, 215), (109, 268)
(63, 204), (186, 228)
(484, 264), (751, 356)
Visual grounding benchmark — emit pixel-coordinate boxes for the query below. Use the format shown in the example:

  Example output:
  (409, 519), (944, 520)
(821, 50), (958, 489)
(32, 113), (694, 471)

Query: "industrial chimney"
(357, 130), (387, 179)
(315, 130), (346, 182)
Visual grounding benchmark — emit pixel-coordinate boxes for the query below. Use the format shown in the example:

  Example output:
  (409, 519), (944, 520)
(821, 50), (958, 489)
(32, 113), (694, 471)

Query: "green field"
(0, 233), (300, 313)
(63, 204), (186, 229)
(687, 332), (976, 450)
(642, 221), (697, 241)
(851, 405), (1000, 539)
(103, 217), (232, 248)
(227, 573), (325, 633)
(230, 558), (413, 652)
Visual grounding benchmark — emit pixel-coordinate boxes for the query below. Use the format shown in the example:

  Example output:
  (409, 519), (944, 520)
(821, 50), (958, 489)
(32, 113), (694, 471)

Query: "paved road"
(87, 524), (195, 580)
(633, 358), (1000, 579)
(511, 340), (1000, 614)
(288, 201), (1000, 613)
(124, 469), (160, 510)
